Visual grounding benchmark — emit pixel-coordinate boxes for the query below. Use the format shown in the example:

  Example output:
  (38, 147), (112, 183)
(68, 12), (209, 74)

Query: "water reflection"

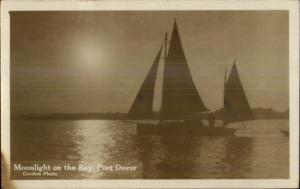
(11, 120), (288, 179)
(73, 120), (141, 178)
(134, 135), (254, 179)
(157, 136), (201, 178)
(135, 135), (203, 178)
(11, 120), (79, 162)
(220, 137), (254, 178)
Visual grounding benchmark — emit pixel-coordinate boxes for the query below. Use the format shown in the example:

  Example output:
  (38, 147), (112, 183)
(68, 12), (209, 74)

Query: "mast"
(164, 32), (168, 58)
(223, 66), (227, 127)
(158, 33), (168, 125)
(159, 32), (168, 124)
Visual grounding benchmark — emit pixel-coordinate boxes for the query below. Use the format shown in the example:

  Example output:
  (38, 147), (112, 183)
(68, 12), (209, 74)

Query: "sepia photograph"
(1, 0), (299, 188)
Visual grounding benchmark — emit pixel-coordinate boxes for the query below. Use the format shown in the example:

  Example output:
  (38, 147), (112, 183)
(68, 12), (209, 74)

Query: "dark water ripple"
(11, 120), (289, 179)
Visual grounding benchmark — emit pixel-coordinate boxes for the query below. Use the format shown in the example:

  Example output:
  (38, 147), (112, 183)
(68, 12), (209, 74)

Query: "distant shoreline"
(12, 107), (288, 121)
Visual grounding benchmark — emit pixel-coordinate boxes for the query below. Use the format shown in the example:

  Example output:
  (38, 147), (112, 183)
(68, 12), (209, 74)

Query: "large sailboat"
(127, 21), (254, 135)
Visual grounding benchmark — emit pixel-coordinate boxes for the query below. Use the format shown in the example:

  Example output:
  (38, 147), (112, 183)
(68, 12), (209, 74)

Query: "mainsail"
(161, 21), (208, 119)
(128, 48), (162, 119)
(223, 61), (254, 126)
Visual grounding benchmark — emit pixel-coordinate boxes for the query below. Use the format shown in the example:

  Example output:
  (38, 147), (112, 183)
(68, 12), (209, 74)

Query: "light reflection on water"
(11, 120), (288, 179)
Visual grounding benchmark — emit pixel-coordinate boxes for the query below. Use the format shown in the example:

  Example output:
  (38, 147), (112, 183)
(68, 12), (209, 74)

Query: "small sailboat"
(127, 21), (254, 136)
(223, 60), (255, 128)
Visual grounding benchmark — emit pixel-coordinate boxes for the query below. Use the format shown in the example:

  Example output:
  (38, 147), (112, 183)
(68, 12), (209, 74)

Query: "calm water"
(11, 120), (289, 179)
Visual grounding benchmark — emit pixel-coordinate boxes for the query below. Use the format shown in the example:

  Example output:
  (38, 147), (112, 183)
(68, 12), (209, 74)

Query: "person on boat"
(209, 112), (215, 127)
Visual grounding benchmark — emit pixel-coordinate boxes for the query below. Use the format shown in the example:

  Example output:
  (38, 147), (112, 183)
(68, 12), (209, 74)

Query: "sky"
(10, 11), (289, 114)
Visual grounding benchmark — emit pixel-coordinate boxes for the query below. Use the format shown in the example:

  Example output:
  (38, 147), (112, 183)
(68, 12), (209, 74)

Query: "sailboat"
(223, 60), (255, 127)
(127, 20), (254, 136)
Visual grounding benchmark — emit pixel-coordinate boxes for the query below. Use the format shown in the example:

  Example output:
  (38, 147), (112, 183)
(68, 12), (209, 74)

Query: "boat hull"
(136, 122), (236, 136)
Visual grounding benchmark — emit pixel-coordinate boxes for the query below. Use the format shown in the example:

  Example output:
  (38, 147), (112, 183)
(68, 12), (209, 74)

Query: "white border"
(1, 0), (299, 188)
